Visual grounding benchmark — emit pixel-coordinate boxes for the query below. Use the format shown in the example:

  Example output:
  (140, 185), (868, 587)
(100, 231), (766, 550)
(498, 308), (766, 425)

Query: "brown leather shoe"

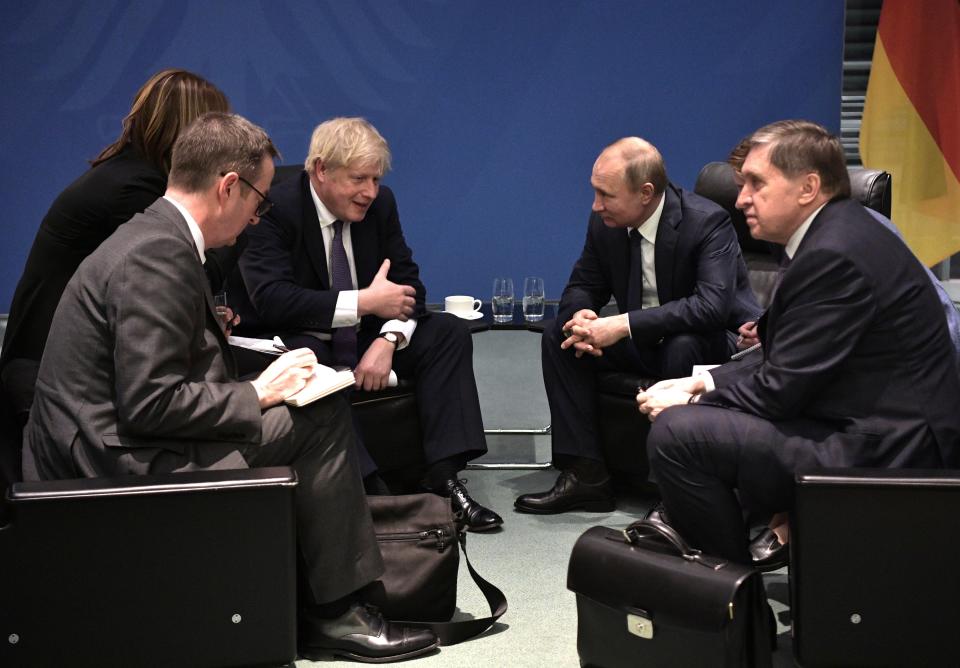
(514, 471), (615, 514)
(299, 602), (438, 663)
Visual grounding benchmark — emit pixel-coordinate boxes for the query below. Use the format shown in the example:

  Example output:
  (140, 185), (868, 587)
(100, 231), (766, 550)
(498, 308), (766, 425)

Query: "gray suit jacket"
(23, 198), (261, 480)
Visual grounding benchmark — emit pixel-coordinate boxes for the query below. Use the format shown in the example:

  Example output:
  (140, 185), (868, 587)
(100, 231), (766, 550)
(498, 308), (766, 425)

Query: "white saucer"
(445, 310), (484, 320)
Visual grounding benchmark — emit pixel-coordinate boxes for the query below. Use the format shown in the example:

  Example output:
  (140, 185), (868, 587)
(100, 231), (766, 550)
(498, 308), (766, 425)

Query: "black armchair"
(791, 469), (960, 667)
(0, 466), (298, 667)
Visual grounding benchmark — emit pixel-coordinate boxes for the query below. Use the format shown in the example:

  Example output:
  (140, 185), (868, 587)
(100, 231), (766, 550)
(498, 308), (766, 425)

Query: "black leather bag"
(567, 520), (772, 668)
(365, 493), (507, 645)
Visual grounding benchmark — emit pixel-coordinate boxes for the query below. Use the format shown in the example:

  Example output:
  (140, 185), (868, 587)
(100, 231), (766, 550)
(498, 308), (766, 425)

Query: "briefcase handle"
(623, 519), (726, 569)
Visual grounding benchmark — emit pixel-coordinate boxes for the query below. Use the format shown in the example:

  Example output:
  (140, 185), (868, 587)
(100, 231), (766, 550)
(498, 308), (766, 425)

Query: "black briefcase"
(567, 520), (772, 668)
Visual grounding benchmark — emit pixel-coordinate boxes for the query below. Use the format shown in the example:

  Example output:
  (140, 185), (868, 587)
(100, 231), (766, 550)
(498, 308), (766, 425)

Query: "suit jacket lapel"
(349, 213), (377, 288)
(653, 185), (681, 304)
(299, 174), (332, 289)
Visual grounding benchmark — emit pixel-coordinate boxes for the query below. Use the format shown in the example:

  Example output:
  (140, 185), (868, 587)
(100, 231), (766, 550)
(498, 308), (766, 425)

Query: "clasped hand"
(560, 309), (629, 358)
(636, 376), (705, 422)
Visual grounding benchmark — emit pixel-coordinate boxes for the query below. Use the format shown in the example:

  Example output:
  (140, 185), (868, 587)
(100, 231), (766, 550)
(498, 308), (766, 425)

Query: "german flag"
(860, 0), (960, 266)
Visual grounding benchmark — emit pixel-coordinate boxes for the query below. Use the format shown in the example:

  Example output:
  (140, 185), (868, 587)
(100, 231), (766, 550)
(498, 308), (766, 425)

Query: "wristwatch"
(379, 332), (400, 348)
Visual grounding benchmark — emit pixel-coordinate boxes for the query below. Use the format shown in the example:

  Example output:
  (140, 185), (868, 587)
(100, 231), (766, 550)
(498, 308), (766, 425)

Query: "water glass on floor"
(522, 276), (545, 322)
(492, 277), (514, 323)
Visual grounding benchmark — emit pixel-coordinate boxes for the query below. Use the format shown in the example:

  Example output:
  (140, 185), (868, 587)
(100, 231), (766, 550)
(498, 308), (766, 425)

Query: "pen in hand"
(272, 336), (290, 353)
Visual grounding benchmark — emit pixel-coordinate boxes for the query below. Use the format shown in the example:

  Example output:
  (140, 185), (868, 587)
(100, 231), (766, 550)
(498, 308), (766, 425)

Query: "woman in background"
(0, 69), (231, 418)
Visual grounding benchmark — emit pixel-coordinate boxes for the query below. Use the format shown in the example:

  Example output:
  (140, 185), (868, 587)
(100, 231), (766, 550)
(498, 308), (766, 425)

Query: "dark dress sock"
(423, 455), (467, 492)
(557, 455), (610, 484)
(308, 593), (355, 619)
(363, 472), (392, 496)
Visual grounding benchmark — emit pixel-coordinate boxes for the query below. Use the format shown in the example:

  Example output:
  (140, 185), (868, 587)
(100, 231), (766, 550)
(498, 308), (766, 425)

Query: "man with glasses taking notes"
(22, 112), (440, 663)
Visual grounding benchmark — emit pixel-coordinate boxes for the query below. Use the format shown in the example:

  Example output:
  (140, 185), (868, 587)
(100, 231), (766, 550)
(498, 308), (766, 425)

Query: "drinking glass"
(213, 291), (231, 328)
(491, 277), (514, 323)
(522, 276), (545, 322)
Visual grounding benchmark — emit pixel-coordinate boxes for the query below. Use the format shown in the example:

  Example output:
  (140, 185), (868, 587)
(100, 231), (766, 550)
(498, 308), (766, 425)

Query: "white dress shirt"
(163, 195), (206, 263)
(628, 192), (666, 310)
(309, 182), (416, 349)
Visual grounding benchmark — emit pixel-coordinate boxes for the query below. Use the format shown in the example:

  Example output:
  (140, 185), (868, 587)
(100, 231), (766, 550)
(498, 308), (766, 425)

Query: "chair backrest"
(694, 162), (893, 308)
(693, 162), (894, 250)
(272, 164), (303, 187)
(791, 469), (960, 667)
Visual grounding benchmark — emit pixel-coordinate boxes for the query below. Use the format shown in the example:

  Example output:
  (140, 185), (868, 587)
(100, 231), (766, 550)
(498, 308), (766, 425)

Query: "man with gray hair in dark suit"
(22, 112), (438, 663)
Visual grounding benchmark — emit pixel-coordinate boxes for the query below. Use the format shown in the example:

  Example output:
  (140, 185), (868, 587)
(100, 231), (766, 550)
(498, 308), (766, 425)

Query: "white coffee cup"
(445, 295), (482, 316)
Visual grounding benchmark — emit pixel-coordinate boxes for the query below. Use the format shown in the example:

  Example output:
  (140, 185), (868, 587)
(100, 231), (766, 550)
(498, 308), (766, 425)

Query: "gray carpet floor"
(296, 328), (795, 667)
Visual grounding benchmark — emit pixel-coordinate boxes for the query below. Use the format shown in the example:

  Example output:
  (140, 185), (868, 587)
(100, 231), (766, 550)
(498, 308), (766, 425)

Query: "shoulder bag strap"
(401, 531), (508, 645)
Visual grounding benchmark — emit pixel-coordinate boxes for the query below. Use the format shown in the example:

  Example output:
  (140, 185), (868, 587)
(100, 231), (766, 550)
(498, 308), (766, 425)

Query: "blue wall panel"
(0, 1), (843, 310)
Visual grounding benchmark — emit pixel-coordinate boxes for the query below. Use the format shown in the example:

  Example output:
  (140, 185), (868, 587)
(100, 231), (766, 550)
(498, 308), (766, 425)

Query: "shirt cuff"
(381, 318), (417, 351)
(332, 290), (360, 328)
(695, 368), (717, 392)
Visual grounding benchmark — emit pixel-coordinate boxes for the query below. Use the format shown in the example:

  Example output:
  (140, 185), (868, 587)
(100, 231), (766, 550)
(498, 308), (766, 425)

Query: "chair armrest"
(8, 466), (297, 502)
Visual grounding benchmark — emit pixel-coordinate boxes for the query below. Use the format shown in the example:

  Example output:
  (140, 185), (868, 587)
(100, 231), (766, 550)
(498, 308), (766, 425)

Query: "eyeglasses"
(222, 172), (274, 217)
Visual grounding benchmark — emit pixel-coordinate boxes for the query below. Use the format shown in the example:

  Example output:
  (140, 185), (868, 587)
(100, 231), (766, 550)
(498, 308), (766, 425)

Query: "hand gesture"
(358, 259), (416, 321)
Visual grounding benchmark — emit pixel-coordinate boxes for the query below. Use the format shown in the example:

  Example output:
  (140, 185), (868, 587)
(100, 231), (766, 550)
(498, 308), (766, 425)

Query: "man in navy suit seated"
(515, 137), (759, 514)
(233, 117), (501, 531)
(638, 120), (960, 564)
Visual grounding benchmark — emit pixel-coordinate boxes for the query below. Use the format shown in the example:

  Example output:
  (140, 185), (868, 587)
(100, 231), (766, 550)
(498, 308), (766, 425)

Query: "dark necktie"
(330, 220), (358, 367)
(627, 228), (645, 311)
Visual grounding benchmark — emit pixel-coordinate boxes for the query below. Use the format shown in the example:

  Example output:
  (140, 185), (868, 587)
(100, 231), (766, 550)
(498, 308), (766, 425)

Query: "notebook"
(284, 365), (356, 407)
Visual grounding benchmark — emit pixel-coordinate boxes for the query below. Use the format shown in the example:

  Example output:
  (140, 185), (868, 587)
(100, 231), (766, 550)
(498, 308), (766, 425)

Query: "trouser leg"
(247, 394), (384, 604)
(390, 313), (487, 466)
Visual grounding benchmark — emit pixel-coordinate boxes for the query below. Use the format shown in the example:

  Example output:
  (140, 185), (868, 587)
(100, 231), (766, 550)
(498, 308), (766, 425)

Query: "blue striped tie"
(330, 220), (358, 367)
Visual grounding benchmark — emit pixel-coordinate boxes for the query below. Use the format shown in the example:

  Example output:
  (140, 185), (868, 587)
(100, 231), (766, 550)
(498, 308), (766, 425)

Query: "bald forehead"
(602, 137), (652, 159)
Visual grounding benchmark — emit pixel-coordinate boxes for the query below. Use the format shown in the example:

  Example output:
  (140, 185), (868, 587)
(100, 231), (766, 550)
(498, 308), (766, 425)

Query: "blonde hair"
(304, 117), (391, 175)
(92, 68), (229, 174)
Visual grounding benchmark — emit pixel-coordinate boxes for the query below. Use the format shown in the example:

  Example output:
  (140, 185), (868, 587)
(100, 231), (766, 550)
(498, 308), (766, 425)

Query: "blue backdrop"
(0, 1), (843, 310)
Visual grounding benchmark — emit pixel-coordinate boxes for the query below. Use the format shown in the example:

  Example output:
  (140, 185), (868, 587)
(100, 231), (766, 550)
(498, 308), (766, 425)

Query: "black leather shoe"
(299, 602), (438, 663)
(642, 501), (670, 526)
(749, 527), (789, 572)
(445, 479), (503, 531)
(514, 471), (615, 514)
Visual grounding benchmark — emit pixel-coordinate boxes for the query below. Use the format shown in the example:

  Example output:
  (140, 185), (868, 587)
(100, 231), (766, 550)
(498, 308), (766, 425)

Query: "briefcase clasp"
(626, 612), (654, 639)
